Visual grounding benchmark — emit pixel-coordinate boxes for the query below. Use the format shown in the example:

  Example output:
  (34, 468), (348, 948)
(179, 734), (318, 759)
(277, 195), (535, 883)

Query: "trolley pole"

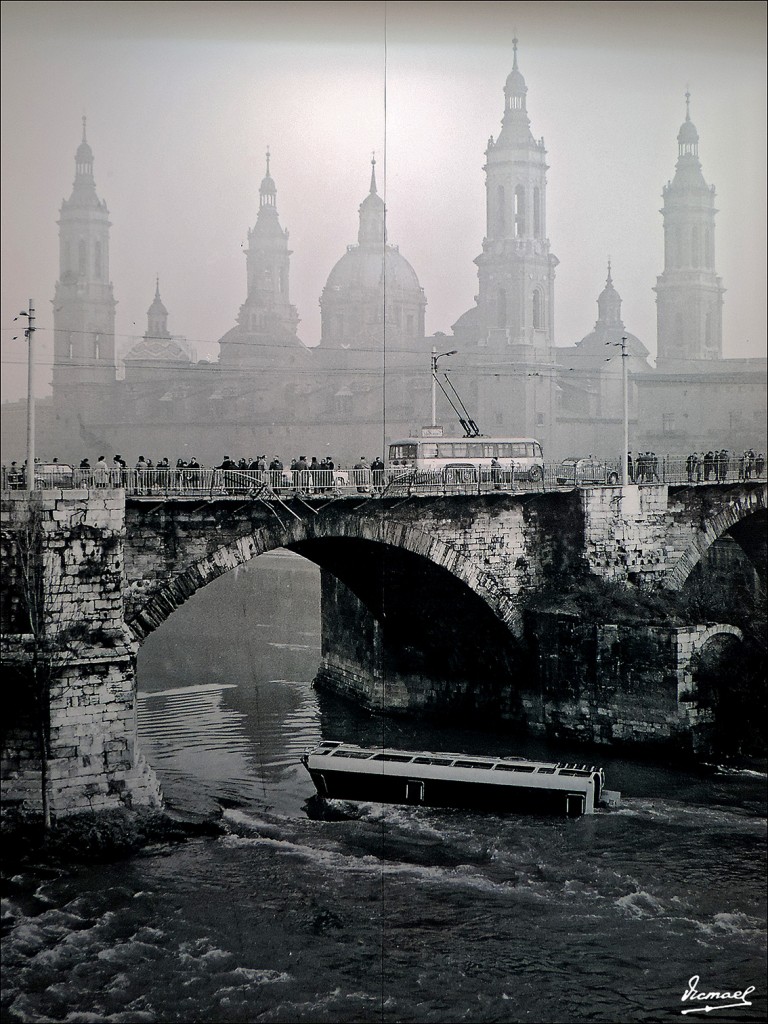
(431, 346), (457, 428)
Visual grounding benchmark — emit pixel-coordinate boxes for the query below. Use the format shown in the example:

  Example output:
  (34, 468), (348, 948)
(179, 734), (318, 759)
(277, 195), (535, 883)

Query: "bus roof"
(388, 436), (541, 445)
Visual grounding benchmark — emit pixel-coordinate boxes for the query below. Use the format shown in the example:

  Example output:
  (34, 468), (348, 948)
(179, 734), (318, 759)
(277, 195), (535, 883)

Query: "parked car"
(556, 457), (619, 486)
(34, 462), (74, 488)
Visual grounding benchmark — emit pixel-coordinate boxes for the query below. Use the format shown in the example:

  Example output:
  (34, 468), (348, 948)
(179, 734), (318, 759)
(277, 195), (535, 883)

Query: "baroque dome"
(324, 244), (423, 295)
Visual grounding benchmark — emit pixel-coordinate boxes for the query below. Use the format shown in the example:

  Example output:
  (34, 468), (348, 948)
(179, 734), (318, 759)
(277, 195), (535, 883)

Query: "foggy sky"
(1, 0), (765, 402)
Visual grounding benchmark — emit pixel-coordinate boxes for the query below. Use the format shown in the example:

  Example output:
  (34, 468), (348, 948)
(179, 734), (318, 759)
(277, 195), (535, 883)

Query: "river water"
(2, 551), (766, 1023)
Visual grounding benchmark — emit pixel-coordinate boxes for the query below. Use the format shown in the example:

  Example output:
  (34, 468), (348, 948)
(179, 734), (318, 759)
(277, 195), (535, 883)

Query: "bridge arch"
(125, 508), (520, 644)
(666, 485), (767, 591)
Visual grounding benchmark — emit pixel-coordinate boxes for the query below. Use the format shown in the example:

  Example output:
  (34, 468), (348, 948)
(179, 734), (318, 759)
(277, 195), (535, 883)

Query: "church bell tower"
(473, 39), (558, 358)
(52, 119), (117, 391)
(654, 93), (724, 366)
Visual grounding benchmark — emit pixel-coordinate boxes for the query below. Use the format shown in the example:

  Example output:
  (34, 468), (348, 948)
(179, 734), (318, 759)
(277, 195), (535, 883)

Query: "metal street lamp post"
(431, 346), (458, 427)
(607, 334), (630, 485)
(620, 335), (629, 486)
(18, 300), (36, 492)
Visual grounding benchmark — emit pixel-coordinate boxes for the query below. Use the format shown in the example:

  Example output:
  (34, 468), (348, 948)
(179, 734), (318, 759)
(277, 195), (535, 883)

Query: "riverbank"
(0, 804), (223, 875)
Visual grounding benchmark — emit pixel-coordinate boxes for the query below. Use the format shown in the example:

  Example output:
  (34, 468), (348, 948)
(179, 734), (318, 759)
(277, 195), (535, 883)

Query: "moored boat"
(301, 741), (620, 817)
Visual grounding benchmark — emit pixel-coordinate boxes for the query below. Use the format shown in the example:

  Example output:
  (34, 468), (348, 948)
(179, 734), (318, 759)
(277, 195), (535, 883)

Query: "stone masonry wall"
(1, 491), (162, 814)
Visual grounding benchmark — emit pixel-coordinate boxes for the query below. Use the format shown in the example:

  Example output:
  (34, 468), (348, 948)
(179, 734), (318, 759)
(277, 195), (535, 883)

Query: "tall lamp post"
(607, 335), (630, 485)
(431, 346), (457, 428)
(18, 300), (36, 492)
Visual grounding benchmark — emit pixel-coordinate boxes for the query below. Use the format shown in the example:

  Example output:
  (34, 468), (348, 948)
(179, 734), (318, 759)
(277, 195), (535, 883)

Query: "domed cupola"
(571, 262), (648, 365)
(670, 91), (707, 189)
(74, 116), (94, 181)
(357, 155), (386, 248)
(677, 92), (699, 157)
(319, 156), (426, 350)
(596, 260), (622, 326)
(250, 148), (284, 241)
(146, 276), (170, 339)
(497, 38), (534, 146)
(259, 148), (277, 206)
(504, 39), (528, 112)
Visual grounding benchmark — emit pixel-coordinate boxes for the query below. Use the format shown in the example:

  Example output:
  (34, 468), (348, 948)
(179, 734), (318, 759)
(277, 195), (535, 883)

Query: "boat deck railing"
(308, 743), (599, 777)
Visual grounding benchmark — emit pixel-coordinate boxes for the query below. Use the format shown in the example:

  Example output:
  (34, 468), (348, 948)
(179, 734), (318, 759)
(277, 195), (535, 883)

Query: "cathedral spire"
(259, 146), (277, 209)
(74, 115), (95, 184)
(358, 155), (386, 248)
(597, 260), (622, 327)
(146, 276), (170, 339)
(497, 36), (533, 146)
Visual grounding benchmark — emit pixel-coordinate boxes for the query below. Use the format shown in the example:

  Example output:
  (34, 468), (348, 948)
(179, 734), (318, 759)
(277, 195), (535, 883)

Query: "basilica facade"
(4, 45), (765, 469)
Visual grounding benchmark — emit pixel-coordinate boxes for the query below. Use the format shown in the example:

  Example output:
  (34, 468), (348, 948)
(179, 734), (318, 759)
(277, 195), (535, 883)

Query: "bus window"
(453, 443), (469, 458)
(482, 444), (496, 458)
(511, 443), (527, 458)
(422, 443), (438, 459)
(498, 443), (513, 458)
(437, 443), (454, 458)
(389, 444), (418, 460)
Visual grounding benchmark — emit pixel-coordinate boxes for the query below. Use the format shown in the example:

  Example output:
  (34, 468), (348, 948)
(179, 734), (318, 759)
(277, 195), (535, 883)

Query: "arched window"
(704, 227), (712, 267)
(674, 226), (683, 267)
(514, 186), (526, 237)
(691, 226), (699, 266)
(94, 241), (102, 279)
(68, 333), (74, 359)
(532, 291), (542, 330)
(78, 240), (86, 276)
(94, 333), (101, 360)
(496, 288), (507, 328)
(496, 185), (506, 234)
(533, 188), (541, 237)
(705, 312), (713, 348)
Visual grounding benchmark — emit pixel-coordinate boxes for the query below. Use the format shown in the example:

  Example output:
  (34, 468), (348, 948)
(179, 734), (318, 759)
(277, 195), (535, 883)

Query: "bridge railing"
(1, 458), (765, 497)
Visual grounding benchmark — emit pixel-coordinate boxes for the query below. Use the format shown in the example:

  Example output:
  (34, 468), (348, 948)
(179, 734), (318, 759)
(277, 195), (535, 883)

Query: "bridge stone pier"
(1, 480), (764, 815)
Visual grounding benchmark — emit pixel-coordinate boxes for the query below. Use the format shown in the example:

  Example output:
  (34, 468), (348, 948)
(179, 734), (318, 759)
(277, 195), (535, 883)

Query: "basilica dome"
(319, 158), (426, 348)
(324, 244), (423, 295)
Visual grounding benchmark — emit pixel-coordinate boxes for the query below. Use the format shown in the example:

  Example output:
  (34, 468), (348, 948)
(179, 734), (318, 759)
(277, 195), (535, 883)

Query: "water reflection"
(137, 551), (323, 816)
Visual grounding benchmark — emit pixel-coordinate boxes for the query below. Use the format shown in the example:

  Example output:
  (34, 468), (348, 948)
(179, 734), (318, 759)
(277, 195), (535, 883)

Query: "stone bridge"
(1, 481), (764, 815)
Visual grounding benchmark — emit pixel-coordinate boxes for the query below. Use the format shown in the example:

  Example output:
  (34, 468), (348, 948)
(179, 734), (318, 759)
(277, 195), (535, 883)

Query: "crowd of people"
(627, 452), (661, 483)
(682, 449), (764, 483)
(4, 448), (765, 492)
(16, 452), (390, 495)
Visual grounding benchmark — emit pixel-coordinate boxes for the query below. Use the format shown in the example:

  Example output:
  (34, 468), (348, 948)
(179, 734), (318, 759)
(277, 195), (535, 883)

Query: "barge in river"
(302, 741), (619, 817)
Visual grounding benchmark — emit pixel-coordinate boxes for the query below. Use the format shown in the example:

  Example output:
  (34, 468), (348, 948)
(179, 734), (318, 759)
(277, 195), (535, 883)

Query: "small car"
(34, 462), (75, 488)
(556, 457), (619, 486)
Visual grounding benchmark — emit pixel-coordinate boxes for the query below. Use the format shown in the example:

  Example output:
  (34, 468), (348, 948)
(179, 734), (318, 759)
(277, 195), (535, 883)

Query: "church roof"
(124, 338), (189, 363)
